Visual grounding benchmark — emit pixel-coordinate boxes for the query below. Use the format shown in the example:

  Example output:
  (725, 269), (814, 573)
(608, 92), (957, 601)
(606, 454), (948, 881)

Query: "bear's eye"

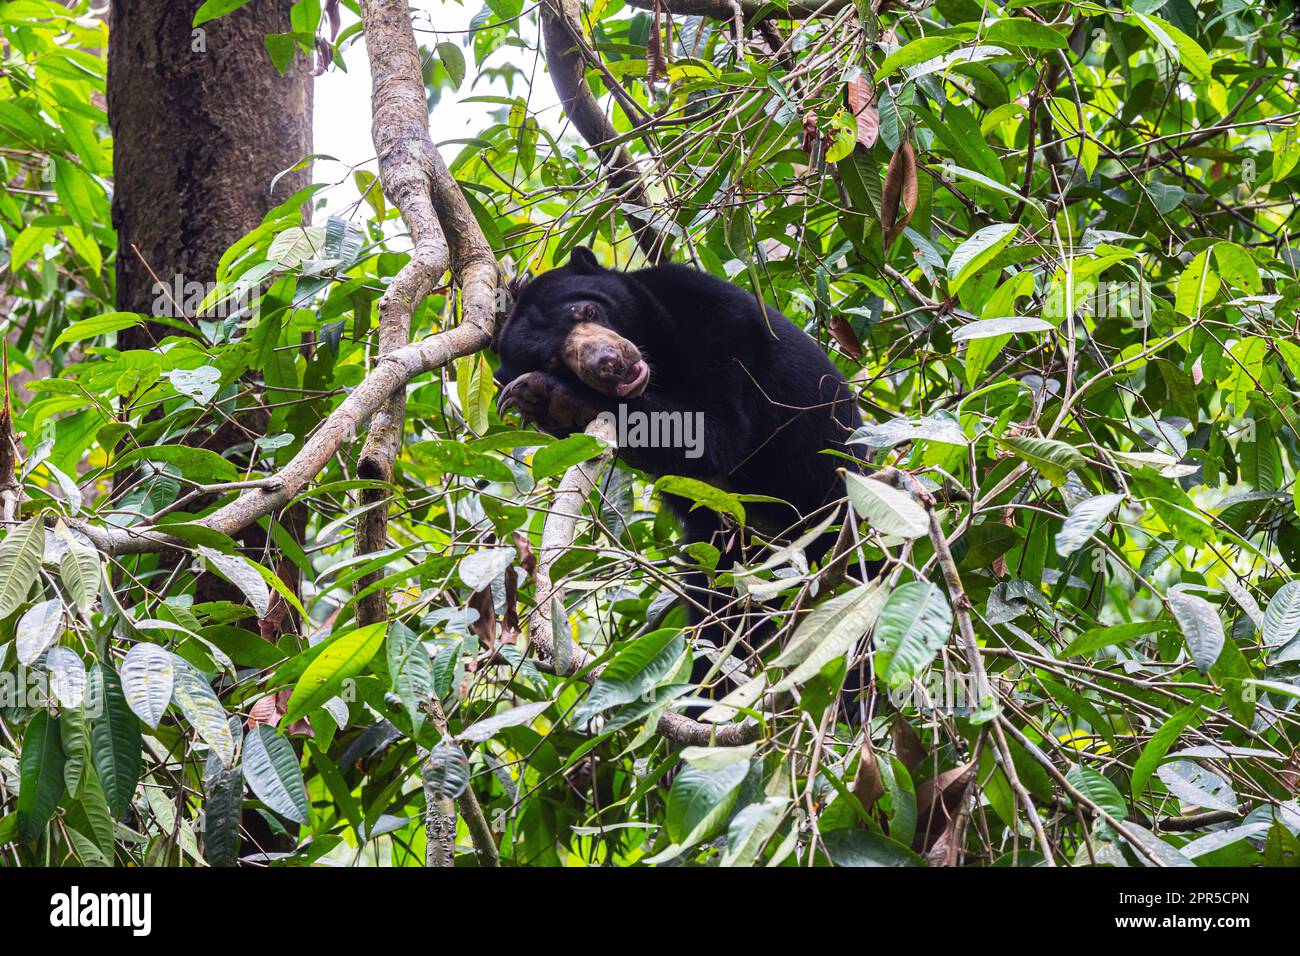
(568, 301), (601, 324)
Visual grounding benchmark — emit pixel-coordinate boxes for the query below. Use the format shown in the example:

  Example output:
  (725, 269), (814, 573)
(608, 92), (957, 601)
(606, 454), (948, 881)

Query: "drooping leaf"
(87, 665), (142, 819)
(242, 725), (309, 825)
(997, 436), (1087, 485)
(845, 473), (928, 539)
(1054, 493), (1124, 557)
(880, 137), (917, 251)
(120, 643), (176, 728)
(198, 546), (271, 618)
(202, 744), (244, 867)
(772, 581), (889, 691)
(948, 223), (1018, 295)
(45, 646), (86, 709)
(0, 517), (45, 620)
(1262, 581), (1300, 648)
(873, 581), (953, 688)
(16, 598), (64, 666)
(666, 759), (749, 845)
(170, 658), (237, 766)
(17, 710), (65, 842)
(1168, 589), (1225, 673)
(283, 621), (386, 724)
(1065, 764), (1126, 820)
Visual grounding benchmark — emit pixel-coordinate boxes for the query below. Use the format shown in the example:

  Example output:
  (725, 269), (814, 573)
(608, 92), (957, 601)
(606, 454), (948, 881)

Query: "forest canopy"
(1, 0), (1300, 870)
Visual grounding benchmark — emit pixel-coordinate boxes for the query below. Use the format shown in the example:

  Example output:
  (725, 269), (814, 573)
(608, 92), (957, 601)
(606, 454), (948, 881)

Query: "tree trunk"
(107, 0), (315, 861)
(108, 0), (313, 328)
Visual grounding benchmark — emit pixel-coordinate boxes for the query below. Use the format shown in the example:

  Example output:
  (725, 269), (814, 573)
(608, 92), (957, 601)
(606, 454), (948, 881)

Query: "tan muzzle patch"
(561, 322), (646, 396)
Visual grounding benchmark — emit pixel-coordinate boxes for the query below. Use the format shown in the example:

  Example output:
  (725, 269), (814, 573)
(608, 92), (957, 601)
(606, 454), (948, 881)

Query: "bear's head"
(493, 247), (652, 398)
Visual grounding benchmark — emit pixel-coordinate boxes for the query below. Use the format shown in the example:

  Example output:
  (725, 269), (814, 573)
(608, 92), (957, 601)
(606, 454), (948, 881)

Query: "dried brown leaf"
(881, 137), (918, 253)
(846, 75), (879, 149)
(828, 314), (863, 361)
(851, 733), (885, 813)
(891, 714), (927, 773)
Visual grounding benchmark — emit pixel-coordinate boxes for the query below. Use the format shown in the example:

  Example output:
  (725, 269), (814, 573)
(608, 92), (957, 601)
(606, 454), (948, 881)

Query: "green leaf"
(821, 828), (924, 866)
(16, 598), (64, 666)
(438, 41), (466, 90)
(572, 629), (684, 725)
(52, 311), (144, 347)
(202, 748), (244, 867)
(997, 436), (1086, 485)
(873, 36), (962, 81)
(458, 699), (554, 743)
(1062, 620), (1169, 657)
(721, 796), (788, 867)
(1272, 125), (1300, 181)
(1168, 589), (1225, 673)
(264, 33), (297, 75)
(198, 546), (271, 618)
(1212, 241), (1261, 294)
(10, 224), (55, 272)
(1174, 249), (1220, 317)
(844, 472), (928, 538)
(1263, 581), (1300, 648)
(1066, 764), (1127, 820)
(194, 0), (255, 26)
(455, 351), (494, 435)
(948, 223), (1018, 295)
(56, 526), (101, 614)
(1133, 13), (1211, 82)
(666, 759), (748, 845)
(772, 581), (889, 691)
(87, 665), (142, 819)
(120, 643), (175, 728)
(1054, 493), (1124, 557)
(283, 622), (387, 724)
(1131, 701), (1206, 797)
(532, 432), (609, 479)
(113, 444), (239, 484)
(387, 621), (434, 732)
(46, 646), (86, 708)
(1045, 98), (1098, 178)
(242, 725), (309, 825)
(654, 475), (747, 524)
(984, 18), (1069, 49)
(873, 581), (953, 688)
(0, 517), (45, 620)
(17, 710), (66, 842)
(170, 658), (237, 766)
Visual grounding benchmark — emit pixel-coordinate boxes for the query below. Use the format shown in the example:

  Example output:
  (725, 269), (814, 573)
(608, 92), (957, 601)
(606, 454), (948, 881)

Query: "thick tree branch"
(355, 0), (451, 625)
(76, 330), (486, 556)
(540, 0), (671, 262)
(356, 0), (501, 870)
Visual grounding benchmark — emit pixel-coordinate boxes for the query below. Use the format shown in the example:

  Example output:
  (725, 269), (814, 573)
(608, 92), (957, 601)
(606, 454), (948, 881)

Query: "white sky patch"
(312, 4), (563, 224)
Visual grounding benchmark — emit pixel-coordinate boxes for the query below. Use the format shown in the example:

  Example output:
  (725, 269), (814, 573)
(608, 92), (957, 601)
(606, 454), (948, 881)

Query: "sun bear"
(493, 246), (865, 706)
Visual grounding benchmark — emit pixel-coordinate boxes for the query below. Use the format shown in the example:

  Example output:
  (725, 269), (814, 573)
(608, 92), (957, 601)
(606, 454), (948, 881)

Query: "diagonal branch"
(540, 0), (671, 262)
(526, 418), (761, 747)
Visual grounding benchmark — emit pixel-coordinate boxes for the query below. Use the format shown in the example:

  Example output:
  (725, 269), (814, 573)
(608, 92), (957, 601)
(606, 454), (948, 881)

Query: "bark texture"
(108, 0), (314, 327)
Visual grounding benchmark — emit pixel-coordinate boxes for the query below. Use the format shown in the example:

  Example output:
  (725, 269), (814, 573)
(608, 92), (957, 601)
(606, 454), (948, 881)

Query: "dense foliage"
(3, 0), (1300, 867)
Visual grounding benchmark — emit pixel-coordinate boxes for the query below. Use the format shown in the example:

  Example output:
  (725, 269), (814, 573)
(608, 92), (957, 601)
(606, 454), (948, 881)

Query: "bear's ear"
(568, 246), (603, 275)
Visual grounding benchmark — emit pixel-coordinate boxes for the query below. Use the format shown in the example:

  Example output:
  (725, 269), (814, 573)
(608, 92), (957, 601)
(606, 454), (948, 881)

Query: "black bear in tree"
(493, 247), (865, 700)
